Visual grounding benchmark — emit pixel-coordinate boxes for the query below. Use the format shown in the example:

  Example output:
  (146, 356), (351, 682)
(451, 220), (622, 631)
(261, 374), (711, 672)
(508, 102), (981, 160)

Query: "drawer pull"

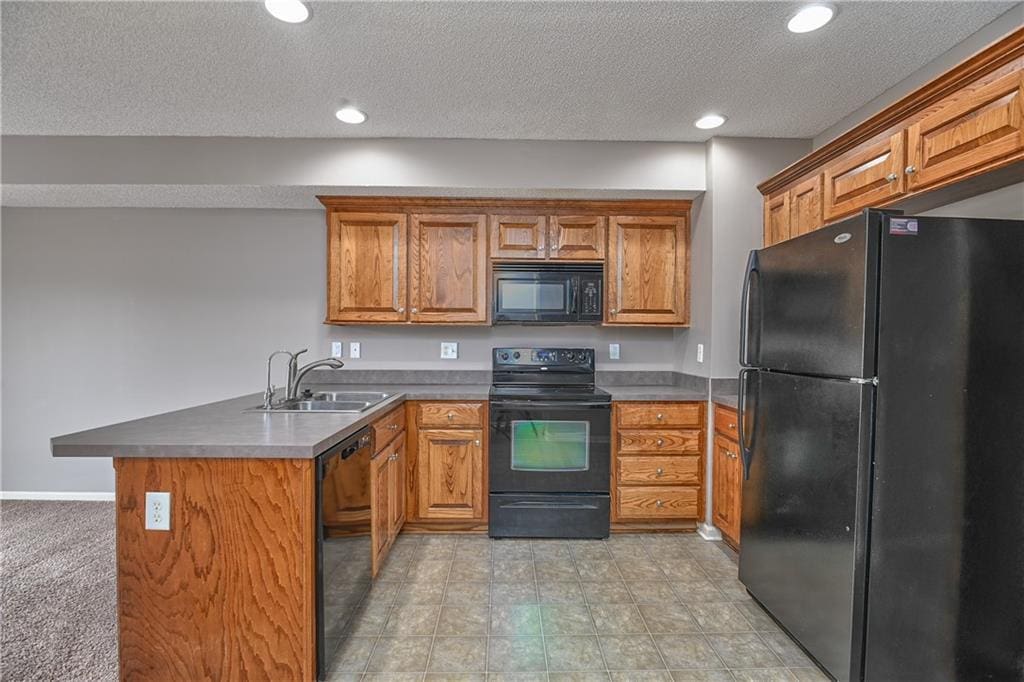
(656, 438), (664, 447)
(656, 413), (664, 421)
(886, 172), (898, 182)
(728, 422), (736, 429)
(905, 165), (917, 175)
(656, 467), (664, 477)
(447, 413), (454, 421)
(475, 439), (481, 446)
(655, 500), (664, 508)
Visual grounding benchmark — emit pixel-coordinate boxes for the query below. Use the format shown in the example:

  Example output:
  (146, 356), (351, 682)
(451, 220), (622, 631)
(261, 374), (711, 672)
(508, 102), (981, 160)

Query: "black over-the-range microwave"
(492, 263), (603, 324)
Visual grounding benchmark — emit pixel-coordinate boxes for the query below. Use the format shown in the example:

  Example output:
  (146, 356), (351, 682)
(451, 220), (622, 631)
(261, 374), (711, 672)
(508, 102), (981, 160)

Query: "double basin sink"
(253, 391), (393, 413)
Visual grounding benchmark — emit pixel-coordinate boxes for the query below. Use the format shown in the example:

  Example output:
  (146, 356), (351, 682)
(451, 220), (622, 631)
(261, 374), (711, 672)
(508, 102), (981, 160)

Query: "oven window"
(498, 281), (566, 311)
(510, 420), (590, 471)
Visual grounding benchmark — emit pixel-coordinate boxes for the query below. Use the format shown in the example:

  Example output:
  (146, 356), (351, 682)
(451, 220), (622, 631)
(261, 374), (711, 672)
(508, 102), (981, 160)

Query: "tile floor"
(322, 533), (829, 681)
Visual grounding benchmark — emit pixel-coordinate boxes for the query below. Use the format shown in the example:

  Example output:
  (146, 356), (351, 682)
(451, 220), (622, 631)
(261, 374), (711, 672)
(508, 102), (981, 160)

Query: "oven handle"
(499, 501), (600, 510)
(489, 400), (611, 409)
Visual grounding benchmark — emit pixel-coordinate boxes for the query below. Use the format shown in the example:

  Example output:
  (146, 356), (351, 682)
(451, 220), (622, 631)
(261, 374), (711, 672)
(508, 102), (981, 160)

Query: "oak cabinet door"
(416, 429), (484, 520)
(606, 216), (689, 325)
(490, 215), (547, 260)
(763, 192), (791, 246)
(409, 214), (488, 323)
(550, 215), (607, 261)
(327, 213), (408, 323)
(712, 435), (741, 546)
(789, 175), (823, 238)
(390, 441), (406, 535)
(823, 132), (905, 221)
(370, 450), (392, 576)
(907, 70), (1023, 192)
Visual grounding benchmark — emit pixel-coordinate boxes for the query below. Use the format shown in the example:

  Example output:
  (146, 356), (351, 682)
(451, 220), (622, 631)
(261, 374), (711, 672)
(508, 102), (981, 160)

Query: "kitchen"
(2, 2), (1023, 681)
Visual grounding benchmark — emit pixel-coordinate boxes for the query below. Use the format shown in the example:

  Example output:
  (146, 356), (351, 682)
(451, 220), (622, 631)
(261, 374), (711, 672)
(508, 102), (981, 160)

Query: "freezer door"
(740, 211), (880, 379)
(865, 215), (1024, 680)
(738, 370), (873, 682)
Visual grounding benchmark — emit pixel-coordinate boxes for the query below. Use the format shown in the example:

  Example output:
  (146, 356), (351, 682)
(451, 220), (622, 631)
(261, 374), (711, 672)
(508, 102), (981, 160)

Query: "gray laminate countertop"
(599, 385), (708, 401)
(711, 391), (739, 409)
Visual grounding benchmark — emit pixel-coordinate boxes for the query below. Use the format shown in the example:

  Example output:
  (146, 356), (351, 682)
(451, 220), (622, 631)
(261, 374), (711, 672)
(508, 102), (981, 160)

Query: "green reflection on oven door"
(510, 420), (590, 471)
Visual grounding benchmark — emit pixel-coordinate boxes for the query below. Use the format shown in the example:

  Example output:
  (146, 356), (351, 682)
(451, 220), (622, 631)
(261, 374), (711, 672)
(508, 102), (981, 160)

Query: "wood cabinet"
(906, 69), (1023, 192)
(409, 213), (488, 323)
(611, 401), (704, 530)
(606, 216), (689, 325)
(370, 406), (407, 576)
(490, 214), (607, 261)
(490, 215), (547, 259)
(712, 404), (742, 548)
(760, 30), (1023, 247)
(823, 132), (906, 222)
(406, 401), (487, 527)
(549, 215), (606, 260)
(326, 212), (408, 323)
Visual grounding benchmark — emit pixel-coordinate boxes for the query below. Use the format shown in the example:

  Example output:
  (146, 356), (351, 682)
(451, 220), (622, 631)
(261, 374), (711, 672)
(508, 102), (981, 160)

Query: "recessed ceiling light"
(335, 107), (367, 125)
(695, 114), (726, 130)
(787, 4), (835, 33)
(264, 0), (309, 24)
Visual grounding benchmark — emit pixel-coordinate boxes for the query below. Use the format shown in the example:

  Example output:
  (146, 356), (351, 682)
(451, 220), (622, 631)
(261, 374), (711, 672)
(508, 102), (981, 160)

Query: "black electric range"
(488, 347), (611, 538)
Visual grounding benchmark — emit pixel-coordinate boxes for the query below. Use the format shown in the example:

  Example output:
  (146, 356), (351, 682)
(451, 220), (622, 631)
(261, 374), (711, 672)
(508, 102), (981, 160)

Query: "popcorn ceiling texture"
(1, 1), (1012, 141)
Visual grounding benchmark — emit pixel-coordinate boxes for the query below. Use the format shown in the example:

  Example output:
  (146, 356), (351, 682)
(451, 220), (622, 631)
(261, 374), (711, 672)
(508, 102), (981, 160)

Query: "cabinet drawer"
(617, 486), (698, 519)
(616, 403), (701, 428)
(713, 405), (739, 440)
(372, 405), (406, 452)
(618, 429), (700, 454)
(418, 402), (485, 428)
(618, 456), (699, 485)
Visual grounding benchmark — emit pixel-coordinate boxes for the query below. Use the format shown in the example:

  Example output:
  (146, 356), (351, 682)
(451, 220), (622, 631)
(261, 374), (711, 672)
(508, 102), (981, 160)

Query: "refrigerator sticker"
(889, 218), (919, 236)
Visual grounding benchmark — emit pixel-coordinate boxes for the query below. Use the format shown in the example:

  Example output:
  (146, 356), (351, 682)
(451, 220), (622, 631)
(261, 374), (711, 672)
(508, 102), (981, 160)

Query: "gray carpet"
(1, 501), (117, 681)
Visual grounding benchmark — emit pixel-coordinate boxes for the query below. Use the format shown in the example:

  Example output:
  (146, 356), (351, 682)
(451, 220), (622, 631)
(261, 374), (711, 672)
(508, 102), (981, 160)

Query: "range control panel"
(493, 347), (595, 367)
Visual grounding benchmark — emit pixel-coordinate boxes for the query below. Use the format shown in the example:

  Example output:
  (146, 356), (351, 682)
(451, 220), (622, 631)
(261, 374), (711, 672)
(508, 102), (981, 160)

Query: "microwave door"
(494, 271), (573, 323)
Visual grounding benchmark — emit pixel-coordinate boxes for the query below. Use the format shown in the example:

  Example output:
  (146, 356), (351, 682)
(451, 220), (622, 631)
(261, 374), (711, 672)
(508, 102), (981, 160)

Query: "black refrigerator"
(737, 209), (1024, 682)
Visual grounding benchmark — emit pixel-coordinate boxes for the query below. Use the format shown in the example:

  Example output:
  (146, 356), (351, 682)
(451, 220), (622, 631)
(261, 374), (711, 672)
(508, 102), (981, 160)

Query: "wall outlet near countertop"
(697, 343), (704, 363)
(145, 491), (171, 531)
(609, 343), (620, 360)
(349, 342), (361, 359)
(331, 341), (344, 358)
(440, 342), (458, 359)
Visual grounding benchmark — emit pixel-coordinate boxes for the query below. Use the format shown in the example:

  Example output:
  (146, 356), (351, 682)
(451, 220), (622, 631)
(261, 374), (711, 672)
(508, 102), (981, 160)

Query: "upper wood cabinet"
(490, 214), (607, 261)
(326, 213), (407, 323)
(763, 192), (791, 247)
(789, 174), (823, 239)
(607, 216), (689, 325)
(490, 215), (547, 260)
(409, 213), (488, 324)
(823, 132), (906, 222)
(906, 69), (1023, 192)
(550, 215), (606, 260)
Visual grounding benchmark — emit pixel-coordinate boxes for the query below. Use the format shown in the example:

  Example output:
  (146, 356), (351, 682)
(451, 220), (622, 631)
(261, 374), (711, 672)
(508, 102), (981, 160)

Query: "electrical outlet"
(145, 491), (171, 531)
(609, 343), (620, 360)
(440, 342), (458, 359)
(697, 343), (704, 363)
(331, 341), (344, 358)
(349, 342), (361, 359)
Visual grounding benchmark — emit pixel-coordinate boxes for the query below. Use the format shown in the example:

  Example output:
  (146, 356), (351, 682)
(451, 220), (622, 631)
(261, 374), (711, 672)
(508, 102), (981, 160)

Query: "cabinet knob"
(656, 438), (664, 447)
(398, 307), (405, 313)
(474, 439), (481, 446)
(537, 245), (545, 252)
(551, 245), (559, 251)
(656, 413), (664, 420)
(656, 467), (664, 477)
(411, 307), (418, 313)
(886, 173), (898, 182)
(610, 309), (618, 315)
(389, 424), (398, 431)
(447, 412), (454, 421)
(655, 500), (664, 508)
(905, 165), (917, 175)
(728, 422), (736, 429)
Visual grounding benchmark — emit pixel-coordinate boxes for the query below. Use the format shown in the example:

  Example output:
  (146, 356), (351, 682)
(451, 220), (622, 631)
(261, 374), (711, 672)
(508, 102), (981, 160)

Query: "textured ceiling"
(1, 1), (1016, 141)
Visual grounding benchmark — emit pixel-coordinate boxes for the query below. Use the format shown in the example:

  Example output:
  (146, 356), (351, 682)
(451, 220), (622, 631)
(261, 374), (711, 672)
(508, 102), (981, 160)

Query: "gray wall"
(921, 183), (1024, 220)
(0, 206), (675, 494)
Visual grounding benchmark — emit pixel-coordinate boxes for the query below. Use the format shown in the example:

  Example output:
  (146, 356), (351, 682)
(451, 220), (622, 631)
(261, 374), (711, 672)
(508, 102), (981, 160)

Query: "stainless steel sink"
(248, 392), (392, 413)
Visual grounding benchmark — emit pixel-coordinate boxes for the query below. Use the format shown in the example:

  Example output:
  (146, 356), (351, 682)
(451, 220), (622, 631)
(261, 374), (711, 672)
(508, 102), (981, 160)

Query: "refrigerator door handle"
(738, 368), (757, 480)
(739, 251), (761, 368)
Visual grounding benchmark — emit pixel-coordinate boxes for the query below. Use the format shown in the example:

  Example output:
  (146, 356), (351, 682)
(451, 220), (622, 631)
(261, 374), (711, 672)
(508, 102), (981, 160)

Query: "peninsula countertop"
(50, 380), (709, 459)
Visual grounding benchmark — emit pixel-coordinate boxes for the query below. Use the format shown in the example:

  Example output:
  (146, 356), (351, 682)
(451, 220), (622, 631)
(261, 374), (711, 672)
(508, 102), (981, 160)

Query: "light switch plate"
(609, 343), (620, 360)
(145, 491), (171, 531)
(331, 341), (344, 358)
(349, 342), (361, 359)
(697, 343), (704, 363)
(440, 342), (458, 359)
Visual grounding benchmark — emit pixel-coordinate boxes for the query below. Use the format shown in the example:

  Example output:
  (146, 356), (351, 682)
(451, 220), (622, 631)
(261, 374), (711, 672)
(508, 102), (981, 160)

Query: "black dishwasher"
(315, 426), (373, 679)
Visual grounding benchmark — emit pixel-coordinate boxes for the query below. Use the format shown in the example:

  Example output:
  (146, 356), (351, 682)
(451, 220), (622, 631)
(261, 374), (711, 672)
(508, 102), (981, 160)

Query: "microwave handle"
(570, 278), (579, 315)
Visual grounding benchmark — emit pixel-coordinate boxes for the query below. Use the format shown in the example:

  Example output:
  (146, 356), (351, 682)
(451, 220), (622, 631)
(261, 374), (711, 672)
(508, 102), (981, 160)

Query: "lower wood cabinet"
(370, 407), (407, 576)
(712, 404), (742, 548)
(406, 401), (487, 528)
(611, 401), (704, 529)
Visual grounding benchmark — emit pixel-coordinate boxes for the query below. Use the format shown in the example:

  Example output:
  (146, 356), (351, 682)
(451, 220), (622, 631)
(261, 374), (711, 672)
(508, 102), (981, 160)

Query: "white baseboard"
(697, 522), (723, 541)
(0, 491), (115, 501)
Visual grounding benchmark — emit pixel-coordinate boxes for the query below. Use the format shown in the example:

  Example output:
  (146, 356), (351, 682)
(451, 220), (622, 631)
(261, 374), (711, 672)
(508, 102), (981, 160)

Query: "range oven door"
(489, 400), (610, 494)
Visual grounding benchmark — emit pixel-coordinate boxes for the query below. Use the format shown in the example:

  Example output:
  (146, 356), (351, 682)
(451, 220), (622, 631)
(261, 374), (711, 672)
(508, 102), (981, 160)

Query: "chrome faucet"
(288, 356), (345, 400)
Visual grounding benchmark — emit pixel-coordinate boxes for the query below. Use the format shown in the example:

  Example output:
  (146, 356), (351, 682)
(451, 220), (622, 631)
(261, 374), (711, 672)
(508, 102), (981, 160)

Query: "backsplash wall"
(323, 325), (677, 370)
